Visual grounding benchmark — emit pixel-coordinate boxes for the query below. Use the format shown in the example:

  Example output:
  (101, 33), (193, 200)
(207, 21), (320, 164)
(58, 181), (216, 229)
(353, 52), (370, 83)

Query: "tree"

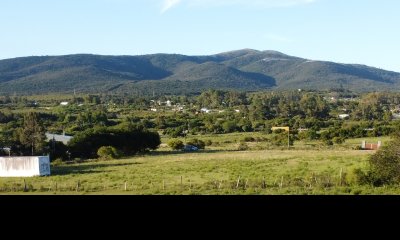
(222, 120), (237, 133)
(68, 127), (161, 159)
(356, 133), (400, 186)
(18, 112), (46, 156)
(186, 139), (205, 150)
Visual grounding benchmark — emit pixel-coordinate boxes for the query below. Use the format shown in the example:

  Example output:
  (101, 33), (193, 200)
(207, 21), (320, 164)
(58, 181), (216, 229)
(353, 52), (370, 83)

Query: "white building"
(201, 108), (212, 113)
(339, 114), (350, 119)
(0, 156), (51, 177)
(46, 133), (73, 145)
(60, 102), (69, 106)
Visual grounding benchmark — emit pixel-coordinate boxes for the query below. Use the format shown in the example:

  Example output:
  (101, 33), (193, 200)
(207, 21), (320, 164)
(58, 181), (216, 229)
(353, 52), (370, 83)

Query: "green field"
(1, 137), (398, 195)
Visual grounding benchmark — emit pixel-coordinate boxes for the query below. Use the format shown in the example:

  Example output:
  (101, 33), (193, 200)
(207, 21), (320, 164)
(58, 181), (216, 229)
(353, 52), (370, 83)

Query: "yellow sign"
(271, 127), (290, 132)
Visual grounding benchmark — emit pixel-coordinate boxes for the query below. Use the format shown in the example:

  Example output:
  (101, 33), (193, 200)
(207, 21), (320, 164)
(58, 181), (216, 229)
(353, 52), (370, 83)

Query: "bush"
(353, 168), (370, 185)
(332, 137), (346, 144)
(237, 142), (249, 151)
(271, 132), (294, 146)
(243, 137), (255, 142)
(353, 146), (363, 150)
(204, 140), (213, 146)
(168, 139), (184, 150)
(163, 127), (186, 138)
(357, 134), (400, 186)
(186, 139), (205, 149)
(222, 121), (237, 133)
(48, 140), (68, 160)
(323, 139), (334, 146)
(51, 158), (64, 166)
(97, 146), (121, 160)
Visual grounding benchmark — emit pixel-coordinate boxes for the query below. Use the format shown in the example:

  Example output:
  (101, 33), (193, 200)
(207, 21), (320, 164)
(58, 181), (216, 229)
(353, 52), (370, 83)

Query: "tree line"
(2, 89), (400, 159)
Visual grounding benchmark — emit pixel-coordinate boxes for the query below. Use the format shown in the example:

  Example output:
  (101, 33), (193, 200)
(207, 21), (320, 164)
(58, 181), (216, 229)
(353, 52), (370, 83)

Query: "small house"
(46, 133), (73, 145)
(201, 108), (211, 113)
(0, 156), (51, 177)
(339, 114), (350, 120)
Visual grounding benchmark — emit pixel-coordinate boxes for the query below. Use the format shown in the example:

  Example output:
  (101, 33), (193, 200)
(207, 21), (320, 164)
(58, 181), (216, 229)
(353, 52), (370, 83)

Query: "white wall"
(0, 156), (51, 177)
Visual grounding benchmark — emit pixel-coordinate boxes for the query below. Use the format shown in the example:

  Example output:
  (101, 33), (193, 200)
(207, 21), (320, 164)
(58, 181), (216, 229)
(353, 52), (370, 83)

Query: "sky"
(0, 0), (399, 72)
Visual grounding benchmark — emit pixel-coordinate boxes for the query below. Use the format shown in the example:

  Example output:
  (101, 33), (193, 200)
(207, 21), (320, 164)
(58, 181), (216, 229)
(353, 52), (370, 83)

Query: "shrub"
(243, 137), (255, 142)
(271, 132), (294, 146)
(323, 139), (334, 146)
(333, 137), (345, 144)
(353, 146), (363, 150)
(51, 158), (64, 166)
(186, 139), (205, 149)
(357, 134), (400, 186)
(97, 146), (120, 160)
(163, 127), (186, 138)
(204, 140), (213, 146)
(237, 142), (249, 151)
(168, 139), (184, 150)
(353, 168), (370, 185)
(222, 121), (237, 133)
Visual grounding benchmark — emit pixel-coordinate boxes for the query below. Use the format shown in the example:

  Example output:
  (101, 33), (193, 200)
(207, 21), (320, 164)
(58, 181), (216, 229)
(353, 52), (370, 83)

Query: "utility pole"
(52, 136), (56, 154)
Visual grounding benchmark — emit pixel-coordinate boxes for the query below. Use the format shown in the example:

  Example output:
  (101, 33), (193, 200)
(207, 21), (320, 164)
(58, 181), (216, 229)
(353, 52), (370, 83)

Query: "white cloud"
(161, 0), (316, 12)
(161, 0), (182, 13)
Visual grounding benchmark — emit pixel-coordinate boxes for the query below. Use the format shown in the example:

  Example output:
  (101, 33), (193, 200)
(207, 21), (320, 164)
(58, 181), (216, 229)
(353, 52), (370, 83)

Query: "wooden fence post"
(262, 177), (266, 189)
(23, 179), (27, 192)
(76, 180), (80, 192)
(236, 176), (241, 189)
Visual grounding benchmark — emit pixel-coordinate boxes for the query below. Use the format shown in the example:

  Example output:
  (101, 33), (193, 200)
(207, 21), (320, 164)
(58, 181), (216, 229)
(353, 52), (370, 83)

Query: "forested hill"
(1, 49), (400, 95)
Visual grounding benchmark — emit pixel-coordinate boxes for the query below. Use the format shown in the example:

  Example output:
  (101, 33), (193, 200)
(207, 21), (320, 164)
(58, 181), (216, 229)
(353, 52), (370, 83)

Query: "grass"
(161, 132), (391, 152)
(1, 147), (398, 195)
(0, 131), (394, 195)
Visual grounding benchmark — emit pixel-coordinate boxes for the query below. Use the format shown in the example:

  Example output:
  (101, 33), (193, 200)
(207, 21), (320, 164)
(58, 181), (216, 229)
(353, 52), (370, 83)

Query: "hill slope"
(0, 50), (399, 94)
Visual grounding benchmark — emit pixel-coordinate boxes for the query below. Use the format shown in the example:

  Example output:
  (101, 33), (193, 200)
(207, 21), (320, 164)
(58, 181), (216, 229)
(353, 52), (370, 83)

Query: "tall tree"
(19, 112), (46, 156)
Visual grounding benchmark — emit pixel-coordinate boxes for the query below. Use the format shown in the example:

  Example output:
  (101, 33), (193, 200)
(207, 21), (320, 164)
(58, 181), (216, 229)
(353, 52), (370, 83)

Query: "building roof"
(45, 133), (73, 145)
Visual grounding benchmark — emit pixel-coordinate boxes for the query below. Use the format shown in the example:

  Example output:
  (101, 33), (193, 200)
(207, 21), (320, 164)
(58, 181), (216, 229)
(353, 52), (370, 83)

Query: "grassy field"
(1, 143), (399, 195)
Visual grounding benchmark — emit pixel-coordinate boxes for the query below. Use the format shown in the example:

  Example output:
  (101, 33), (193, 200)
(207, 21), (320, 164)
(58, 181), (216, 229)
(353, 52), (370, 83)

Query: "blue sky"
(1, 0), (399, 72)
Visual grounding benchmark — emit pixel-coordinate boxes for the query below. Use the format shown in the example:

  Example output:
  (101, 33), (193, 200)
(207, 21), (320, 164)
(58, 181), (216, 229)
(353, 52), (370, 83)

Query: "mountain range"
(0, 49), (399, 95)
